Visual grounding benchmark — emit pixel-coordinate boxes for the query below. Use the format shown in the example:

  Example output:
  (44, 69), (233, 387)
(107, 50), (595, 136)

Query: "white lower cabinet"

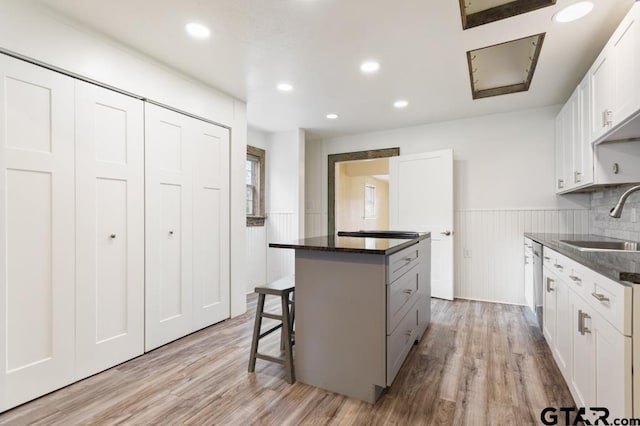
(145, 103), (230, 351)
(542, 247), (632, 418)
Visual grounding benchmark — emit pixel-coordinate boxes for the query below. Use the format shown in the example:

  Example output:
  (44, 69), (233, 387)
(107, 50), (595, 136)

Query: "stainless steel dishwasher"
(532, 241), (543, 329)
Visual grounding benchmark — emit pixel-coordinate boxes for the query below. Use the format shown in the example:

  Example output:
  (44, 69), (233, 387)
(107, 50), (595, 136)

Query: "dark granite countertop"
(525, 233), (640, 285)
(269, 232), (430, 255)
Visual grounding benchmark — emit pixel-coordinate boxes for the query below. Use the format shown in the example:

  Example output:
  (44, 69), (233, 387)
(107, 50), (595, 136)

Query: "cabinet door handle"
(110, 234), (116, 239)
(546, 277), (555, 292)
(403, 289), (414, 295)
(440, 230), (452, 236)
(553, 263), (563, 270)
(569, 275), (581, 283)
(405, 329), (415, 337)
(544, 256), (551, 261)
(579, 310), (591, 335)
(558, 179), (565, 189)
(574, 171), (581, 183)
(591, 292), (610, 303)
(169, 230), (174, 236)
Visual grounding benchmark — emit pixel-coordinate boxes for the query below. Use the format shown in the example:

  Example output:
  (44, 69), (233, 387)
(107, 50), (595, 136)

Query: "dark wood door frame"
(328, 147), (400, 236)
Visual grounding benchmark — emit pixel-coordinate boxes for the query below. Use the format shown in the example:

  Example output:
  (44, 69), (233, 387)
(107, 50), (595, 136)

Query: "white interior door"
(389, 149), (454, 300)
(75, 81), (145, 377)
(0, 54), (76, 410)
(145, 103), (194, 351)
(192, 120), (230, 330)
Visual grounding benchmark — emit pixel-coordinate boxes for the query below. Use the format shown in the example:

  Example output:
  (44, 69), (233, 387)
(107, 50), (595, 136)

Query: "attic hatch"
(467, 33), (545, 100)
(460, 0), (556, 29)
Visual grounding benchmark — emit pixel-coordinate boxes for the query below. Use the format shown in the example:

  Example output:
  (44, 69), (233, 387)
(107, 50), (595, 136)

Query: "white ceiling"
(38, 0), (633, 138)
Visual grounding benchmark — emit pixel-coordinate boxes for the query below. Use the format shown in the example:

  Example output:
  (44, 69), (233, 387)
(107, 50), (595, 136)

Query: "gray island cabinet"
(270, 233), (431, 403)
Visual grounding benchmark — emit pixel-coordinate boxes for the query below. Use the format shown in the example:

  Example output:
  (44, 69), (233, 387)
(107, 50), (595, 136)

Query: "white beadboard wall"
(306, 209), (589, 305)
(246, 225), (267, 293)
(455, 208), (589, 305)
(267, 212), (297, 282)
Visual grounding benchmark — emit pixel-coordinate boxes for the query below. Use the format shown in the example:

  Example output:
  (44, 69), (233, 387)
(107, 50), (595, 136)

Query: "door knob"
(440, 231), (452, 236)
(169, 230), (174, 236)
(110, 234), (116, 239)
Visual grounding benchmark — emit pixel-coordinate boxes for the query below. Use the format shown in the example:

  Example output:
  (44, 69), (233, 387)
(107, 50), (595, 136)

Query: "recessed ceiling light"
(277, 83), (294, 92)
(553, 1), (594, 23)
(186, 22), (211, 39)
(394, 100), (409, 109)
(326, 113), (339, 120)
(360, 61), (380, 74)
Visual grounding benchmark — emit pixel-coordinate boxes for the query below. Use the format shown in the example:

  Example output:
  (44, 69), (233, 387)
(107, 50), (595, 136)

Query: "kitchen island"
(270, 232), (431, 403)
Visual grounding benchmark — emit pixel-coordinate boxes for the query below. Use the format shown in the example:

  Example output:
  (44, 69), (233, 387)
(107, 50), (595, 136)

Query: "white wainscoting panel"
(246, 225), (267, 293)
(267, 212), (297, 282)
(454, 209), (590, 305)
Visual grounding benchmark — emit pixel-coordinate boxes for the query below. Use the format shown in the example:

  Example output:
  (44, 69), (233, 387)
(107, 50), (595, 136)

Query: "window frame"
(246, 145), (266, 227)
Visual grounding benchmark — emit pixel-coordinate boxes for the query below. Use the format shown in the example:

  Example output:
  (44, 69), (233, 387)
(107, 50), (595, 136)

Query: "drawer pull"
(546, 277), (555, 292)
(553, 263), (563, 270)
(403, 289), (414, 295)
(569, 275), (581, 282)
(578, 310), (591, 335)
(110, 233), (117, 239)
(544, 256), (551, 261)
(405, 329), (415, 337)
(591, 292), (610, 303)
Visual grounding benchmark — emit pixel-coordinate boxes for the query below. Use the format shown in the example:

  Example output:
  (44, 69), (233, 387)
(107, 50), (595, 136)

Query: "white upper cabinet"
(557, 3), (640, 194)
(589, 3), (640, 143)
(555, 75), (594, 194)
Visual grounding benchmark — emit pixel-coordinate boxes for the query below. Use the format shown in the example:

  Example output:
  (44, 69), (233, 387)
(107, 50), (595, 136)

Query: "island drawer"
(387, 265), (419, 334)
(386, 302), (419, 386)
(387, 244), (420, 284)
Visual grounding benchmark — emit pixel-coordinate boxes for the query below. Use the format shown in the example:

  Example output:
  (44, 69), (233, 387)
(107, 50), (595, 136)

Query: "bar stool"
(248, 276), (295, 383)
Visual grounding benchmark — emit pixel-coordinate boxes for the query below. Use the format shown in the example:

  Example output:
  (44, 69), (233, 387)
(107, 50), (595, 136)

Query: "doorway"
(327, 148), (400, 235)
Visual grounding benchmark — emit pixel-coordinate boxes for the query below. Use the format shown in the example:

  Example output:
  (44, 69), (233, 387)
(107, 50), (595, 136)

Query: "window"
(364, 184), (376, 219)
(246, 145), (265, 226)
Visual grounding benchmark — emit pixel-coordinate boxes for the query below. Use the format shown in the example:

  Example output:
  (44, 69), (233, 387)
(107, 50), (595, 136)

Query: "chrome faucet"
(609, 185), (640, 218)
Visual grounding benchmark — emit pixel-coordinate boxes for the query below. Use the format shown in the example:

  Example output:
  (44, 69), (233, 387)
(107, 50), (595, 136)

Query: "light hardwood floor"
(0, 297), (573, 425)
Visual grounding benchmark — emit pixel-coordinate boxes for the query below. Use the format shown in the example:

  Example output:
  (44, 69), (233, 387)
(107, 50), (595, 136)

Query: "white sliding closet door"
(145, 103), (194, 350)
(192, 121), (230, 330)
(75, 81), (144, 378)
(145, 103), (230, 351)
(0, 55), (75, 411)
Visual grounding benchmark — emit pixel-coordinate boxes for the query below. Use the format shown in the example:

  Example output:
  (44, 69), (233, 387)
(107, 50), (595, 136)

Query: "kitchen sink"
(560, 240), (640, 252)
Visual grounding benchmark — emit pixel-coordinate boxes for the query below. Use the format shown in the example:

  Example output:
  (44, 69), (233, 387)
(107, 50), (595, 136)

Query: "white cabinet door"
(192, 120), (230, 330)
(576, 75), (593, 186)
(0, 55), (75, 411)
(75, 81), (144, 378)
(555, 112), (566, 192)
(593, 309), (632, 418)
(554, 279), (572, 382)
(612, 6), (640, 129)
(145, 103), (195, 351)
(571, 293), (595, 408)
(564, 92), (577, 189)
(589, 50), (614, 142)
(389, 149), (453, 300)
(542, 270), (557, 348)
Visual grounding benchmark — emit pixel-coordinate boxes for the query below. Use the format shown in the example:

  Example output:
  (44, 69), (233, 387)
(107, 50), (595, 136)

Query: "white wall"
(306, 105), (590, 305)
(266, 130), (305, 283)
(246, 128), (305, 293)
(0, 0), (248, 316)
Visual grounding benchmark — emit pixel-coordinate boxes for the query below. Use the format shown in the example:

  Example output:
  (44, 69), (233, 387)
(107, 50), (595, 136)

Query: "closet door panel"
(0, 54), (75, 411)
(75, 81), (144, 378)
(193, 123), (230, 330)
(145, 103), (193, 351)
